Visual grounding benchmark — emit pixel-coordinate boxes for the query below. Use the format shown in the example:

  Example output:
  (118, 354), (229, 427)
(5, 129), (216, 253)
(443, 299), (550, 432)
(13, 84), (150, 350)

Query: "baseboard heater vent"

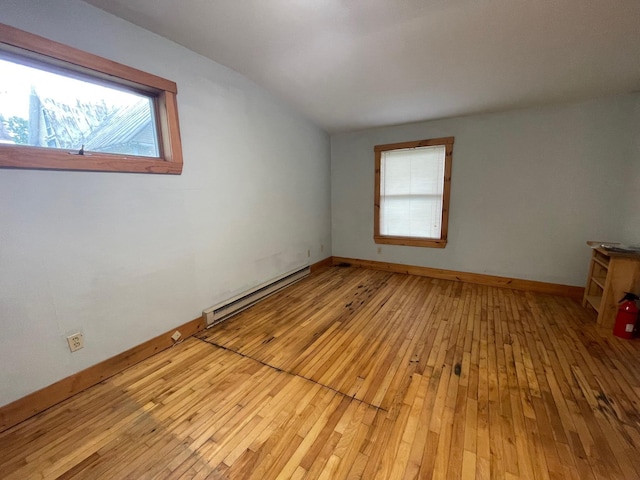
(202, 266), (310, 327)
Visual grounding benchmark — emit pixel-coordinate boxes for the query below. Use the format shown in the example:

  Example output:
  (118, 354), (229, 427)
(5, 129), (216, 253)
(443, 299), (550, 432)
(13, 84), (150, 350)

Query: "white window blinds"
(380, 145), (446, 238)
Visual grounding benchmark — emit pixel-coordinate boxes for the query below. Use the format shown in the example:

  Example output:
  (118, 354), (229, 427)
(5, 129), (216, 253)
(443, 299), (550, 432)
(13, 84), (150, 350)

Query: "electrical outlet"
(377, 247), (382, 254)
(171, 330), (182, 342)
(321, 244), (324, 252)
(67, 333), (84, 352)
(307, 249), (311, 258)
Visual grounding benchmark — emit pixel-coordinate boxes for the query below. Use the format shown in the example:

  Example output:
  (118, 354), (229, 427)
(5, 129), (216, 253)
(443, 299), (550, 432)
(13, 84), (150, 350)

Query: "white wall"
(621, 95), (640, 244)
(0, 0), (331, 406)
(332, 95), (638, 286)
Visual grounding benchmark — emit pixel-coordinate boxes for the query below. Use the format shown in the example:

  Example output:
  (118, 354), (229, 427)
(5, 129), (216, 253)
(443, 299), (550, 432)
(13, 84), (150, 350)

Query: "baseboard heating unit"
(202, 265), (310, 327)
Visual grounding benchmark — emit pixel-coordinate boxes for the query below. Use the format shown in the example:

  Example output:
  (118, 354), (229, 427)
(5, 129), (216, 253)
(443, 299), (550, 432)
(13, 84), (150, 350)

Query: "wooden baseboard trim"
(310, 256), (333, 273)
(332, 256), (585, 299)
(0, 316), (206, 433)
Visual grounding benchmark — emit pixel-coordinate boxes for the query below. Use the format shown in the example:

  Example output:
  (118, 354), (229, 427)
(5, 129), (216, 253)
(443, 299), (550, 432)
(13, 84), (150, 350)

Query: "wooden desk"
(583, 242), (640, 329)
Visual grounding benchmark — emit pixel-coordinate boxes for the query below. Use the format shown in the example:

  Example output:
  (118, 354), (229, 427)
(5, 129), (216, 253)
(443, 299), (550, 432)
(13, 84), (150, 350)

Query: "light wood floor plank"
(1, 266), (639, 479)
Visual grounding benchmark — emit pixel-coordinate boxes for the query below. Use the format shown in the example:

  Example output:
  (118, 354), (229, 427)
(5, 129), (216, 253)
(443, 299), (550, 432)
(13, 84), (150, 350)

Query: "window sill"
(374, 235), (447, 248)
(0, 145), (182, 174)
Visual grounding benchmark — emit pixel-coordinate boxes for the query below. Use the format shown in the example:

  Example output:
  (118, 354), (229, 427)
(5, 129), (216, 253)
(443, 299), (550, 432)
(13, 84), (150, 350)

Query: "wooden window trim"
(374, 136), (454, 248)
(0, 23), (183, 174)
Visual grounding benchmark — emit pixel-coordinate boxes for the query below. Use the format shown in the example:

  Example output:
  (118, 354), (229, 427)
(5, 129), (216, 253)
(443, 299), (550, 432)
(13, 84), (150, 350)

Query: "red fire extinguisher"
(613, 292), (639, 339)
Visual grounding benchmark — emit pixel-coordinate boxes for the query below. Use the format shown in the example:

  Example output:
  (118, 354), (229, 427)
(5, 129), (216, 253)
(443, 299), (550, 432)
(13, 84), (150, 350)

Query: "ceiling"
(83, 0), (640, 133)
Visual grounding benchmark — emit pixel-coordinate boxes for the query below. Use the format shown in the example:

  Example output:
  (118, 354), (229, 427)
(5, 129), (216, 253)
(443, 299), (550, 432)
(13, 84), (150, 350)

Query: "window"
(374, 137), (453, 248)
(0, 23), (183, 174)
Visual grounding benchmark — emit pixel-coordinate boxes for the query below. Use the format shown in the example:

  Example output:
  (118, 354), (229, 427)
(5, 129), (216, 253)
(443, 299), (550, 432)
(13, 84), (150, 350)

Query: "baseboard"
(332, 256), (585, 299)
(310, 256), (333, 272)
(0, 316), (206, 433)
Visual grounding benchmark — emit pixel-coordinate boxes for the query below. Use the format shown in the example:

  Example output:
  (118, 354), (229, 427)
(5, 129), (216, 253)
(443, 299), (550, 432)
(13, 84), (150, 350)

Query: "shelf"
(590, 275), (606, 289)
(584, 241), (640, 329)
(593, 256), (609, 269)
(585, 295), (602, 312)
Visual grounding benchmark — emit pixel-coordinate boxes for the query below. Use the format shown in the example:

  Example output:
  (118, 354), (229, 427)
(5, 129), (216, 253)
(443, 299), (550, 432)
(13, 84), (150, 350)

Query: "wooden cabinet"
(583, 243), (640, 329)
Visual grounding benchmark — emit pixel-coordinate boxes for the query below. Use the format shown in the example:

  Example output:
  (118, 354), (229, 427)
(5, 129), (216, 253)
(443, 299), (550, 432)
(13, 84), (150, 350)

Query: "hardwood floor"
(1, 266), (639, 479)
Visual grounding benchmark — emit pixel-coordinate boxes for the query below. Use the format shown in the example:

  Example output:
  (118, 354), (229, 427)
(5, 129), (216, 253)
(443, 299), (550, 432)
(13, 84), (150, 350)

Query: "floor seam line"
(195, 336), (387, 412)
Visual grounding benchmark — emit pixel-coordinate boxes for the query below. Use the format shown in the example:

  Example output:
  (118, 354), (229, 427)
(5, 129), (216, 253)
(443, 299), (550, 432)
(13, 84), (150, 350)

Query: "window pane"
(0, 57), (159, 157)
(381, 146), (445, 196)
(380, 145), (445, 239)
(381, 195), (443, 238)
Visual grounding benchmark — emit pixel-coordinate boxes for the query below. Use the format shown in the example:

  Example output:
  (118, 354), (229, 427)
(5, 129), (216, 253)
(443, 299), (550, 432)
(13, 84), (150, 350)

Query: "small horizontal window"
(0, 23), (183, 174)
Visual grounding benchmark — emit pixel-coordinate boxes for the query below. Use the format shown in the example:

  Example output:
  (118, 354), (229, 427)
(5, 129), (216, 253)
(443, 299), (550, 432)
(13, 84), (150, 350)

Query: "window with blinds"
(374, 137), (453, 248)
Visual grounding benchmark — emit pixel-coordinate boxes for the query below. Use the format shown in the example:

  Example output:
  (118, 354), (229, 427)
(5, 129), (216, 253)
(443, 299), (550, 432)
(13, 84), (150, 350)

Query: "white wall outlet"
(67, 333), (84, 352)
(171, 330), (182, 342)
(321, 244), (324, 252)
(377, 247), (382, 254)
(307, 249), (311, 258)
